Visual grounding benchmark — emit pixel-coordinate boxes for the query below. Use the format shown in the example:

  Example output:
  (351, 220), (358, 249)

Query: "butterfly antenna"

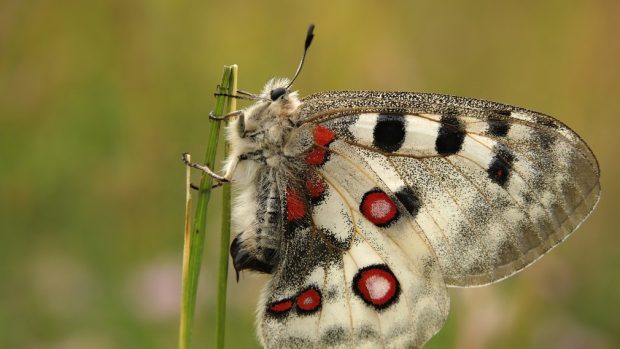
(285, 24), (315, 90)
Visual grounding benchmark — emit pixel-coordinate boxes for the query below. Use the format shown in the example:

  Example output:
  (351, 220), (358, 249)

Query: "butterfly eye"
(270, 87), (287, 101)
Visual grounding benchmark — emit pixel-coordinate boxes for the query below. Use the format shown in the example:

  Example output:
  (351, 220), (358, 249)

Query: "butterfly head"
(254, 78), (301, 118)
(261, 78), (299, 102)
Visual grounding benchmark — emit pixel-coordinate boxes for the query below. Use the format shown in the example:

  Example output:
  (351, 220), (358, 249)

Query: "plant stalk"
(178, 65), (237, 349)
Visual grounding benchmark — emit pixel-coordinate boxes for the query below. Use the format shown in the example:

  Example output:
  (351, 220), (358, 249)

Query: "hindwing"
(258, 131), (449, 348)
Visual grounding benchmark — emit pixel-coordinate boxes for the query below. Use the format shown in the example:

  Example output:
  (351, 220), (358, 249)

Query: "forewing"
(298, 91), (600, 287)
(257, 131), (449, 348)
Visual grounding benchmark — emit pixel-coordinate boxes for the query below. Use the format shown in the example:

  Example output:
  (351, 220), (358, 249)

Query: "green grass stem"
(179, 65), (237, 349)
(216, 65), (237, 349)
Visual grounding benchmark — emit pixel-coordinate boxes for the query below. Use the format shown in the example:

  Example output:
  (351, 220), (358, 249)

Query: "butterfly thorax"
(231, 81), (302, 155)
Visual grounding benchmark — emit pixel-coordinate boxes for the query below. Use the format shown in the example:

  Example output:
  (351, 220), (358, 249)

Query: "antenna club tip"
(305, 24), (315, 49)
(287, 24), (316, 90)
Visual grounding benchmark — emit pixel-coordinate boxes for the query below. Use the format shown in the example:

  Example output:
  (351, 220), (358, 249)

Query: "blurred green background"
(1, 0), (618, 348)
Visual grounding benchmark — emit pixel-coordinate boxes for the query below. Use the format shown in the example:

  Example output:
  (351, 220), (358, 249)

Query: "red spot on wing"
(305, 172), (327, 200)
(269, 299), (293, 313)
(313, 125), (336, 146)
(296, 288), (321, 312)
(354, 266), (399, 307)
(287, 188), (306, 221)
(305, 146), (327, 166)
(360, 190), (399, 226)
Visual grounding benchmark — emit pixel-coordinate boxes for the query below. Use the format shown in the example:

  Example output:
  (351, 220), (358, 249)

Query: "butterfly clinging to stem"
(183, 24), (600, 348)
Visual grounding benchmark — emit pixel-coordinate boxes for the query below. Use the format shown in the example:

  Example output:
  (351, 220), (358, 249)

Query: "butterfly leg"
(208, 110), (245, 138)
(213, 89), (262, 101)
(181, 152), (229, 183)
(189, 182), (224, 191)
(208, 110), (243, 121)
(233, 89), (263, 100)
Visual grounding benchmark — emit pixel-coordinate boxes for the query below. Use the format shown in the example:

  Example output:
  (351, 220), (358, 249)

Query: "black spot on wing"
(321, 327), (347, 346)
(488, 120), (510, 137)
(487, 145), (516, 187)
(373, 114), (406, 153)
(488, 112), (510, 137)
(536, 131), (556, 150)
(273, 337), (313, 347)
(395, 186), (421, 218)
(435, 113), (465, 155)
(532, 117), (559, 150)
(488, 111), (511, 137)
(357, 325), (380, 340)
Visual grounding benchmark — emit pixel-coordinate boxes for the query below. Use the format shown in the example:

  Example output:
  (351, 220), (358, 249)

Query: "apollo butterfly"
(183, 25), (600, 348)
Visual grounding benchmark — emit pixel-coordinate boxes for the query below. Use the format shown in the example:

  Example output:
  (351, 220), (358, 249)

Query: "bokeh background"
(1, 0), (618, 348)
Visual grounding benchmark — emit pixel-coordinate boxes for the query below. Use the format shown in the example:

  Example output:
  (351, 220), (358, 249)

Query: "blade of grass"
(179, 65), (237, 349)
(180, 153), (192, 346)
(216, 65), (237, 349)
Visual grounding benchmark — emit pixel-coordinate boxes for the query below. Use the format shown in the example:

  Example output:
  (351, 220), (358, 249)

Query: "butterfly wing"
(298, 91), (600, 286)
(256, 91), (599, 348)
(257, 133), (449, 348)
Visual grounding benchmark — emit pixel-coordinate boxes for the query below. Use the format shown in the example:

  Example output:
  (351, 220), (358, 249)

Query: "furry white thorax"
(224, 78), (301, 175)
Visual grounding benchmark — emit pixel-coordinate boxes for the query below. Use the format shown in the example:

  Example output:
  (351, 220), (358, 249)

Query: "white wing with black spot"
(298, 91), (600, 286)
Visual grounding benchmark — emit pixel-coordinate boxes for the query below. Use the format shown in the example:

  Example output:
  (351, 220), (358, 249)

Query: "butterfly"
(183, 25), (600, 348)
